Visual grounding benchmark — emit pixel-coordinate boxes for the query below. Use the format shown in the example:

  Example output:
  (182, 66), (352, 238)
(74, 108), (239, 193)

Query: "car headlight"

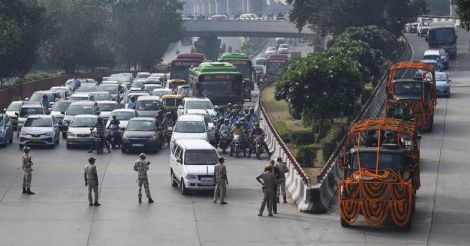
(67, 132), (76, 137)
(149, 135), (157, 141)
(186, 174), (197, 180)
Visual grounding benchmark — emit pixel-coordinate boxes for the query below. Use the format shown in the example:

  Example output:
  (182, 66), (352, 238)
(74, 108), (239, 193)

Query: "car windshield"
(52, 101), (71, 112)
(435, 73), (447, 81)
(132, 81), (145, 88)
(20, 107), (43, 118)
(76, 84), (96, 92)
(175, 120), (205, 133)
(67, 105), (95, 115)
(351, 152), (403, 170)
(394, 82), (423, 98)
(113, 111), (134, 120)
(98, 103), (118, 111)
(7, 102), (21, 111)
(97, 85), (118, 94)
(126, 120), (156, 131)
(91, 93), (111, 100)
(186, 101), (214, 110)
(70, 117), (97, 127)
(24, 118), (52, 127)
(137, 100), (161, 111)
(184, 149), (218, 165)
(30, 93), (53, 102)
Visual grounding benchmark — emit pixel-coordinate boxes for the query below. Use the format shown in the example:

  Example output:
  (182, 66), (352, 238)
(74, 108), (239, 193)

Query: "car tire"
(121, 148), (126, 153)
(180, 179), (188, 195)
(170, 171), (178, 187)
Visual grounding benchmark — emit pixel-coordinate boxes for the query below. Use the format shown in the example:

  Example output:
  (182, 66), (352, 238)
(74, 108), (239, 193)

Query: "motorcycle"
(218, 132), (231, 154)
(108, 125), (121, 149)
(249, 135), (264, 160)
(230, 134), (246, 158)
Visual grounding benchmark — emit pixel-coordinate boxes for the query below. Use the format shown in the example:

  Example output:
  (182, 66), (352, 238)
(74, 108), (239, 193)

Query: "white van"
(170, 114), (208, 148)
(170, 139), (218, 194)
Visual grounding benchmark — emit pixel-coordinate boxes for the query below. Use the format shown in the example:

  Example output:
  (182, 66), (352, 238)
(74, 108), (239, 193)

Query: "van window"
(174, 146), (183, 160)
(184, 149), (218, 165)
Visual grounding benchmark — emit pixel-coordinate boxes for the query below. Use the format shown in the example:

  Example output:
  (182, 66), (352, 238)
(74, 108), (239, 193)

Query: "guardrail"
(256, 35), (414, 213)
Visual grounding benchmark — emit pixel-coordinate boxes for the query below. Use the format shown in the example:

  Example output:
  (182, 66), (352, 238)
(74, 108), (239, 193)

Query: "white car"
(186, 109), (216, 145)
(105, 109), (137, 131)
(136, 72), (151, 79)
(177, 97), (216, 119)
(265, 47), (276, 56)
(69, 92), (90, 101)
(239, 13), (259, 20)
(19, 115), (60, 148)
(66, 114), (98, 148)
(152, 88), (173, 97)
(170, 114), (208, 149)
(170, 139), (218, 194)
(417, 22), (430, 37)
(97, 101), (119, 122)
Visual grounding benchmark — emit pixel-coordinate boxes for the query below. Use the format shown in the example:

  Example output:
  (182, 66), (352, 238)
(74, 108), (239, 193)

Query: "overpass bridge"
(183, 19), (313, 60)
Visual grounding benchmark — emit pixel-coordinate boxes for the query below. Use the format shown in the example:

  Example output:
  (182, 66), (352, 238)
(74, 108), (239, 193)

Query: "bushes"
(320, 126), (346, 162)
(13, 71), (53, 84)
(295, 144), (320, 168)
(281, 129), (316, 145)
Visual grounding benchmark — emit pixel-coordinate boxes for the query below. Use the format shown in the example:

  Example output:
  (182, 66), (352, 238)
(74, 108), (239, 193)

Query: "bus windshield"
(197, 74), (242, 97)
(171, 60), (202, 80)
(428, 28), (456, 45)
(266, 61), (285, 76)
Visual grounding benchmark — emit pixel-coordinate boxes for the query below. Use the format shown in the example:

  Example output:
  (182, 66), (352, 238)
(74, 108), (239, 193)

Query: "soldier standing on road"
(256, 164), (278, 216)
(22, 147), (35, 195)
(271, 160), (279, 213)
(274, 157), (289, 203)
(213, 157), (228, 205)
(134, 153), (154, 204)
(84, 157), (101, 206)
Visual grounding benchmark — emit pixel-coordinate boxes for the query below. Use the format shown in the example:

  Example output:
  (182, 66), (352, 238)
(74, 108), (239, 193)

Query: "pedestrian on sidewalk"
(22, 147), (35, 195)
(213, 157), (228, 205)
(256, 164), (278, 216)
(84, 157), (101, 207)
(134, 153), (154, 204)
(274, 157), (289, 203)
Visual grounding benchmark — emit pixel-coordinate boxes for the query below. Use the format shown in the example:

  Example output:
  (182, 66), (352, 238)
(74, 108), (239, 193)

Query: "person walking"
(22, 147), (35, 195)
(274, 157), (289, 203)
(256, 164), (278, 216)
(213, 157), (228, 204)
(134, 153), (154, 204)
(84, 157), (101, 206)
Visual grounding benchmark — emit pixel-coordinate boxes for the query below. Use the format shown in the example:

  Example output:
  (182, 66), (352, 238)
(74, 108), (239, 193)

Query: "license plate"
(200, 178), (213, 185)
(132, 144), (144, 147)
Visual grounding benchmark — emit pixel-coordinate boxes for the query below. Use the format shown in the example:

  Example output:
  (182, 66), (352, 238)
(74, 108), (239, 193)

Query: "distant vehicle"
(66, 114), (98, 148)
(219, 53), (254, 90)
(50, 100), (72, 138)
(64, 78), (96, 88)
(435, 71), (451, 97)
(170, 53), (205, 81)
(417, 21), (430, 37)
(0, 113), (13, 146)
(265, 47), (276, 56)
(75, 83), (97, 93)
(186, 109), (216, 145)
(427, 22), (457, 59)
(405, 22), (418, 33)
(4, 100), (22, 130)
(275, 37), (286, 45)
(170, 139), (219, 195)
(50, 86), (72, 99)
(105, 109), (137, 131)
(421, 59), (442, 72)
(69, 92), (90, 101)
(89, 91), (112, 101)
(19, 115), (60, 148)
(239, 13), (259, 20)
(96, 83), (120, 101)
(63, 101), (99, 135)
(209, 14), (228, 20)
(152, 88), (173, 98)
(97, 101), (119, 122)
(265, 54), (289, 79)
(276, 14), (287, 21)
(188, 62), (244, 105)
(29, 90), (59, 109)
(170, 114), (209, 148)
(277, 45), (289, 55)
(136, 72), (151, 79)
(17, 101), (45, 132)
(424, 49), (448, 70)
(255, 56), (268, 65)
(143, 84), (163, 93)
(135, 96), (162, 118)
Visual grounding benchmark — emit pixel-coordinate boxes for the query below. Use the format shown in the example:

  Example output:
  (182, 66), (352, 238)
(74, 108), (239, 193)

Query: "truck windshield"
(394, 82), (423, 98)
(351, 152), (403, 170)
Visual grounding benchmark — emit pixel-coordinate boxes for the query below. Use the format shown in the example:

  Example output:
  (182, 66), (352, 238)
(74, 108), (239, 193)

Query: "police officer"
(274, 157), (289, 203)
(256, 164), (278, 216)
(22, 147), (35, 195)
(213, 157), (228, 204)
(84, 157), (101, 206)
(134, 153), (154, 204)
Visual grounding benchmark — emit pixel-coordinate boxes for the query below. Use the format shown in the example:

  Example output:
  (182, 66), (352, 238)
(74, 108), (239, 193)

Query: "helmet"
(224, 119), (229, 123)
(112, 115), (117, 119)
(139, 153), (146, 159)
(23, 146), (31, 152)
(218, 116), (224, 122)
(249, 107), (254, 112)
(227, 103), (232, 107)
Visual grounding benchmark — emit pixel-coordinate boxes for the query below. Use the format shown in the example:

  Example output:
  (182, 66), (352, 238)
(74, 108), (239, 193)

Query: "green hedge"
(320, 126), (346, 162)
(14, 71), (54, 84)
(295, 144), (320, 168)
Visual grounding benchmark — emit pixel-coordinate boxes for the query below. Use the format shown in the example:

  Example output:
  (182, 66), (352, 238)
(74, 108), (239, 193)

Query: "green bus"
(219, 53), (254, 82)
(188, 62), (244, 105)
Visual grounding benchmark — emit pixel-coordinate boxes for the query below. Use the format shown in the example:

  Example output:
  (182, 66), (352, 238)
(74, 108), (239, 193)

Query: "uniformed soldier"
(213, 157), (228, 205)
(84, 157), (101, 206)
(134, 153), (154, 204)
(256, 164), (278, 216)
(22, 147), (35, 195)
(271, 160), (279, 213)
(274, 157), (289, 203)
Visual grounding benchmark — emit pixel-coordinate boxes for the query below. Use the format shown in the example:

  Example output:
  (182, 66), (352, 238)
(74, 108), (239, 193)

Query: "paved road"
(0, 32), (468, 245)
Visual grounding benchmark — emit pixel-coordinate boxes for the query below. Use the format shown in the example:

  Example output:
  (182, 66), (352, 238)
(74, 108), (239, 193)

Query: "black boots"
(148, 199), (154, 203)
(139, 197), (142, 203)
(283, 195), (287, 203)
(23, 187), (34, 195)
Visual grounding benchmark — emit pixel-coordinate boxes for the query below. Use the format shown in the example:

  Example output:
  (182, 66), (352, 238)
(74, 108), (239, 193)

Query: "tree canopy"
(452, 0), (470, 30)
(0, 0), (45, 79)
(286, 0), (428, 36)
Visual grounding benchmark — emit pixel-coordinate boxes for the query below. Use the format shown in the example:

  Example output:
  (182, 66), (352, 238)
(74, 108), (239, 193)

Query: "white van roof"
(177, 114), (204, 122)
(424, 49), (440, 56)
(176, 139), (215, 150)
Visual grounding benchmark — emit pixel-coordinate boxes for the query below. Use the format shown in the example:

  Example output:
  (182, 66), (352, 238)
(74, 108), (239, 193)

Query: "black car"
(121, 117), (163, 153)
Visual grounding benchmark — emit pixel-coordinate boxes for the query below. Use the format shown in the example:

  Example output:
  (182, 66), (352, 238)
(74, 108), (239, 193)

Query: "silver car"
(19, 115), (60, 148)
(435, 72), (451, 97)
(0, 114), (14, 146)
(97, 101), (119, 122)
(105, 109), (137, 131)
(66, 115), (98, 148)
(4, 101), (22, 130)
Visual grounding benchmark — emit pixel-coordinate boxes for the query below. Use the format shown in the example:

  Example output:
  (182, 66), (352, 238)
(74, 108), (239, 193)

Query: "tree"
(427, 0), (450, 15)
(452, 0), (470, 30)
(274, 53), (365, 140)
(286, 0), (428, 36)
(111, 0), (183, 70)
(43, 0), (113, 74)
(0, 0), (45, 81)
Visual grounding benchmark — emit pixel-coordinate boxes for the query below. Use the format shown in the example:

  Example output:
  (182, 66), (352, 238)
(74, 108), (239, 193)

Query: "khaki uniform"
(134, 159), (152, 200)
(256, 171), (278, 216)
(213, 163), (227, 203)
(84, 164), (99, 204)
(274, 161), (289, 197)
(22, 154), (33, 189)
